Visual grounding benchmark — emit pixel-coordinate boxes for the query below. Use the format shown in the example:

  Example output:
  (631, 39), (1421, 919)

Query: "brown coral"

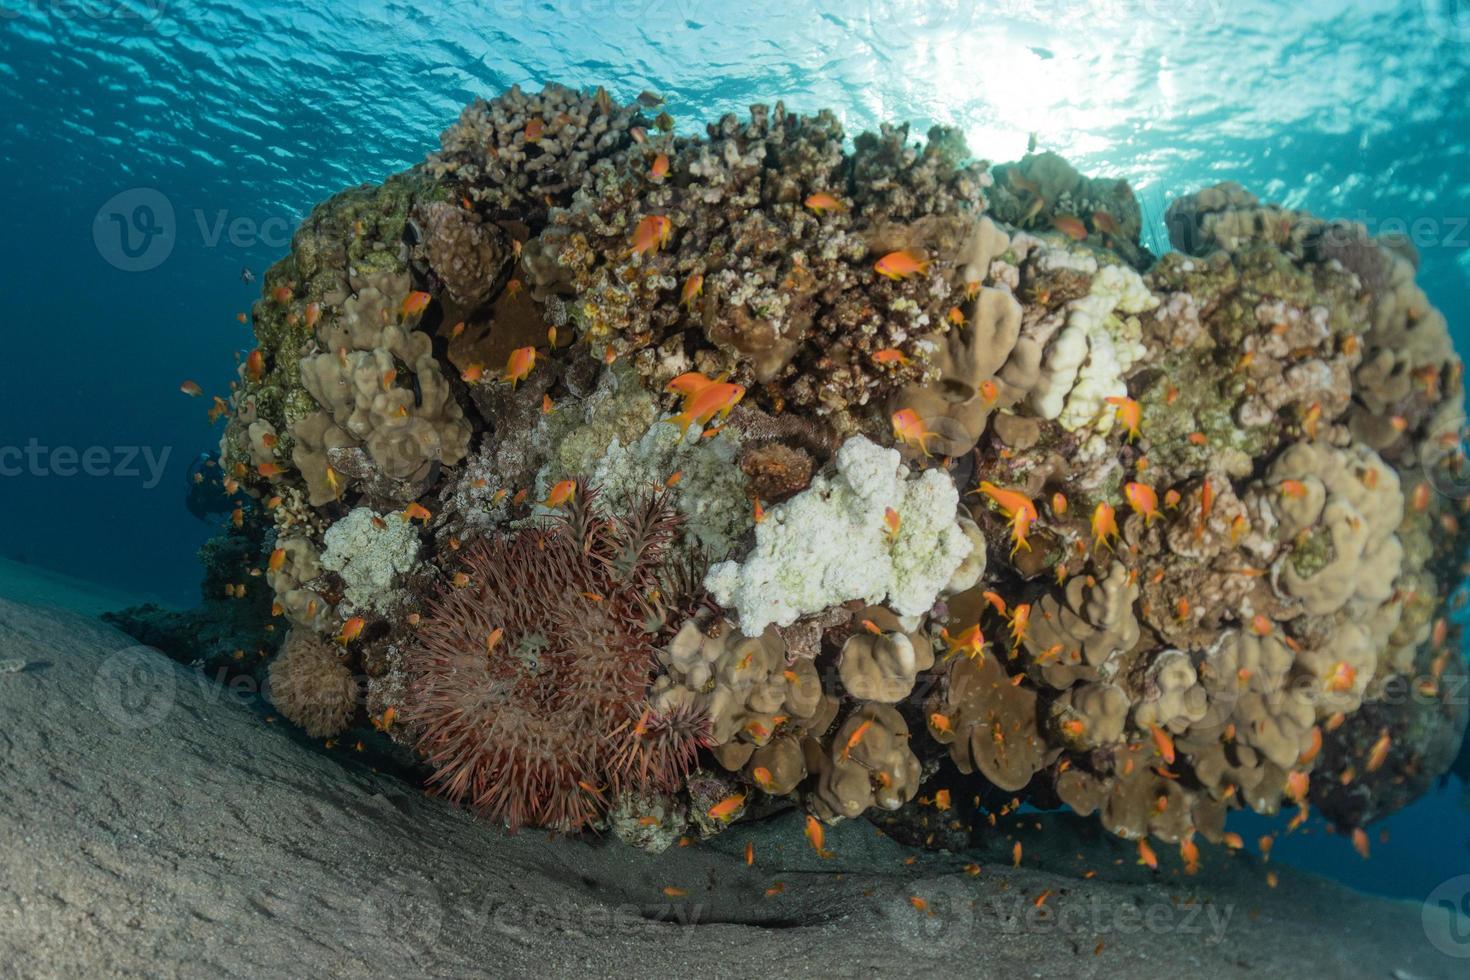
(928, 650), (1046, 792)
(411, 200), (513, 311)
(268, 630), (359, 738)
(804, 703), (921, 820)
(652, 614), (833, 796)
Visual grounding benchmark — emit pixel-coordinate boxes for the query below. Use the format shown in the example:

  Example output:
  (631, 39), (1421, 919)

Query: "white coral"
(590, 421), (750, 559)
(1032, 259), (1156, 434)
(705, 436), (976, 636)
(320, 507), (420, 614)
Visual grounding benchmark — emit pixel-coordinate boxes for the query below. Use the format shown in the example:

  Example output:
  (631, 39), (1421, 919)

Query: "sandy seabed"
(0, 568), (1464, 979)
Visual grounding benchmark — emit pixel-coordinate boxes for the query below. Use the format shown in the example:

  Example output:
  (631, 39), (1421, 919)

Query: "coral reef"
(196, 84), (1467, 858)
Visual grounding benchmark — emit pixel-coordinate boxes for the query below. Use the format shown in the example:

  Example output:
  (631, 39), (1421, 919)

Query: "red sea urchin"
(401, 486), (712, 831)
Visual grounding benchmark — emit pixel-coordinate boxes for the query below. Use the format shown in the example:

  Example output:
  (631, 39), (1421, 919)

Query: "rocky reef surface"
(118, 84), (1470, 869)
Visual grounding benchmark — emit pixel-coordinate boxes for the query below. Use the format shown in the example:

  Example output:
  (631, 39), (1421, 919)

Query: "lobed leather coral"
(208, 84), (1467, 856)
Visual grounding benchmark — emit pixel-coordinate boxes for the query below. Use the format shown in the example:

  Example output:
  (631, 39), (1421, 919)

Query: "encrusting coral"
(189, 84), (1467, 864)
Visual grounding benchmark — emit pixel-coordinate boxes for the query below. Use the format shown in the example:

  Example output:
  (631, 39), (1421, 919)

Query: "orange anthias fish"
(804, 192), (845, 214)
(1137, 839), (1159, 870)
(707, 793), (745, 822)
(337, 616), (365, 646)
(403, 502), (432, 523)
(942, 625), (985, 661)
(1150, 724), (1176, 764)
(890, 409), (935, 456)
(1051, 214), (1088, 241)
(1351, 827), (1371, 860)
(872, 348), (910, 367)
(244, 349), (266, 381)
(805, 814), (826, 855)
(680, 273), (704, 310)
(503, 346), (536, 387)
(523, 117), (544, 142)
(1279, 479), (1309, 500)
(485, 627), (505, 654)
(1092, 210), (1121, 237)
(632, 215), (673, 256)
(975, 482), (1039, 556)
(842, 719), (873, 761)
(1106, 396), (1142, 442)
(883, 507), (901, 540)
(540, 479), (576, 509)
(399, 291), (432, 319)
(1180, 836), (1200, 875)
(461, 363), (485, 384)
(1008, 603), (1031, 649)
(1299, 726), (1324, 766)
(1366, 728), (1391, 773)
(180, 380), (203, 397)
(665, 380), (745, 436)
(874, 248), (929, 280)
(649, 152), (670, 180)
(1091, 502), (1119, 550)
(267, 548), (286, 572)
(304, 301), (321, 331)
(1285, 769), (1309, 804)
(666, 371), (718, 398)
(258, 462), (285, 479)
(1124, 482), (1159, 524)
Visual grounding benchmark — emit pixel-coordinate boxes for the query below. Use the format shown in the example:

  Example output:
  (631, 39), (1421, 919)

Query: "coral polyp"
(401, 488), (707, 831)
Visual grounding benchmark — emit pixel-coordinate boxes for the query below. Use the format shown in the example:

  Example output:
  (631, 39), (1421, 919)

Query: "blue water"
(2, 0), (1468, 899)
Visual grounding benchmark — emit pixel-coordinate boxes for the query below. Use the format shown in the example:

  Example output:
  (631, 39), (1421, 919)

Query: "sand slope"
(0, 595), (1463, 979)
